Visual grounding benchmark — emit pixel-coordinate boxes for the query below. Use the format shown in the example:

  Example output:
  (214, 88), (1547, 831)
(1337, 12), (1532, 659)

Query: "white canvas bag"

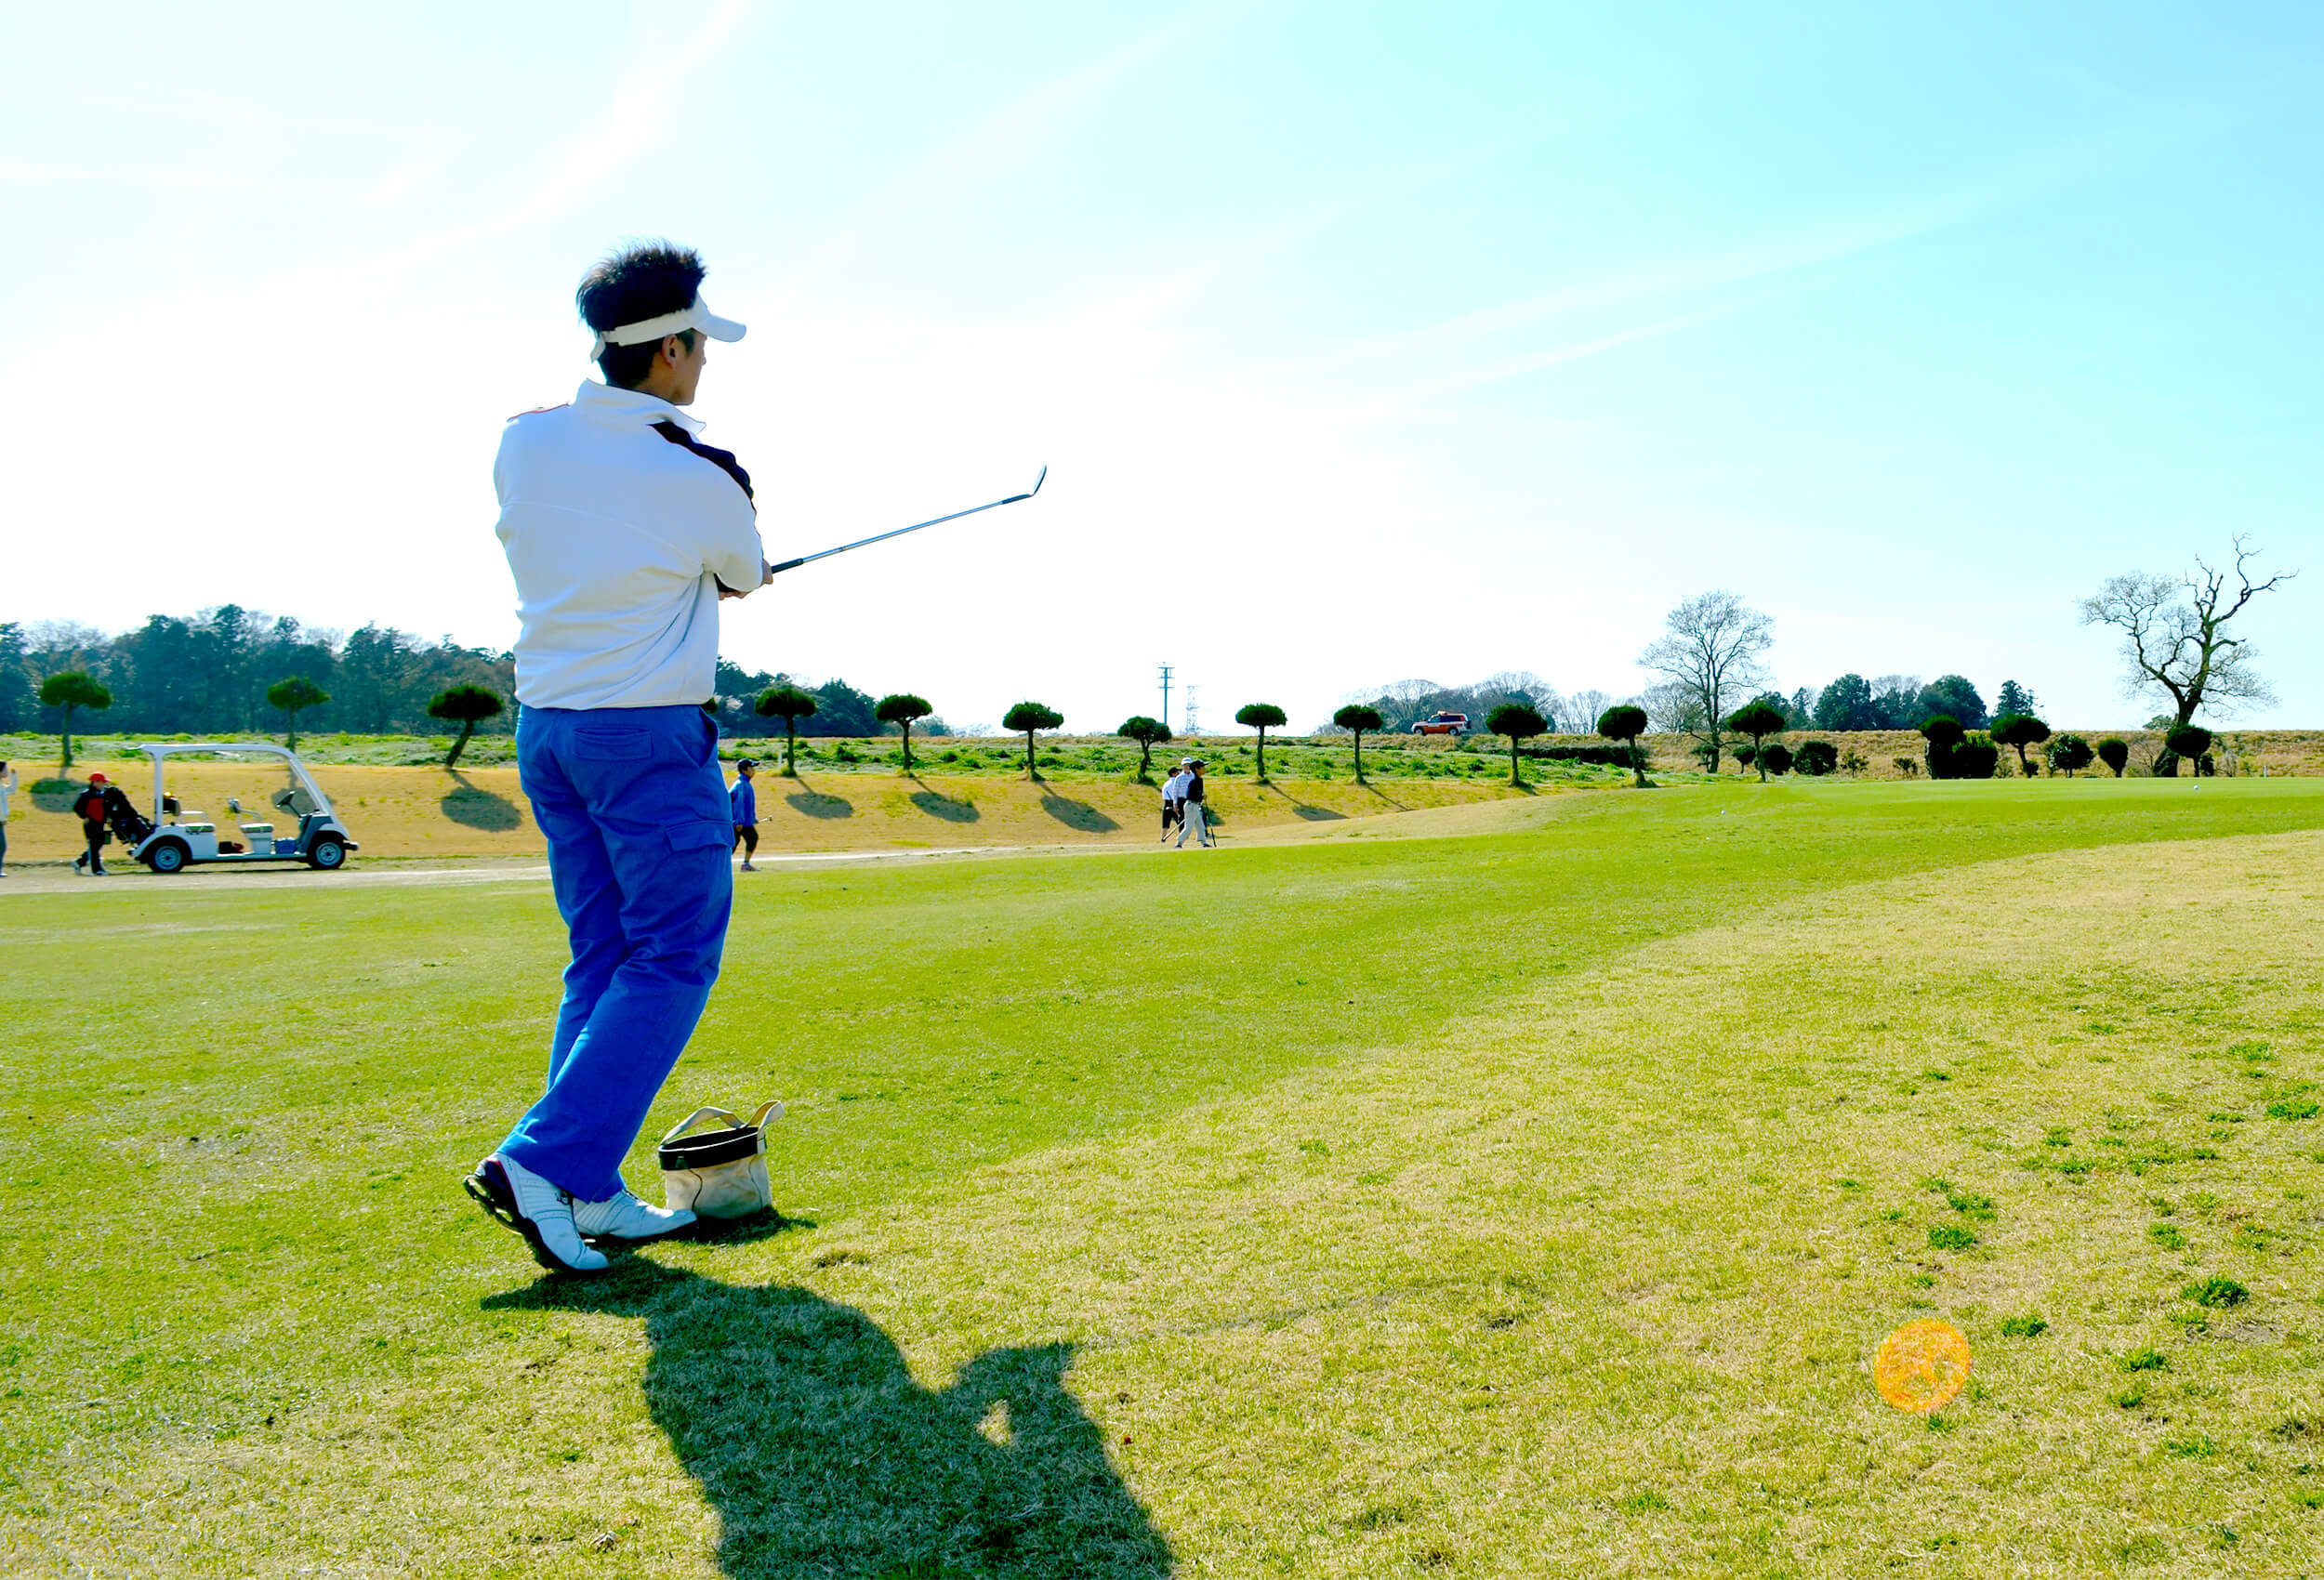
(657, 1100), (784, 1218)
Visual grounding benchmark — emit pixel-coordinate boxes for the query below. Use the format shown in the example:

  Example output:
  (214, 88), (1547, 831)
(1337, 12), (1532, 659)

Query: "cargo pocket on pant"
(667, 820), (735, 853)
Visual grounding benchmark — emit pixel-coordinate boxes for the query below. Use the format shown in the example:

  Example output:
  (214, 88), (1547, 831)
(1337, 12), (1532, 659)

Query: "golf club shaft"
(766, 466), (1047, 576)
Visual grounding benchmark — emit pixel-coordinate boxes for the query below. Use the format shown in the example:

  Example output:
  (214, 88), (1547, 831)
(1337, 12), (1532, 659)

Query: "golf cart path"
(0, 846), (998, 894)
(0, 796), (1570, 895)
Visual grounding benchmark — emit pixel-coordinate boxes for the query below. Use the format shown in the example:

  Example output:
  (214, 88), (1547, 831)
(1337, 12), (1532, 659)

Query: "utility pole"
(1184, 685), (1201, 735)
(1158, 664), (1172, 731)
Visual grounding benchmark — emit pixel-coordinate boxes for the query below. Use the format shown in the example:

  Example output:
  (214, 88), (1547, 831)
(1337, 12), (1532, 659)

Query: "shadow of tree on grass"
(441, 771), (522, 831)
(484, 1261), (1171, 1578)
(1253, 783), (1347, 823)
(787, 788), (856, 820)
(909, 789), (981, 824)
(1038, 794), (1118, 833)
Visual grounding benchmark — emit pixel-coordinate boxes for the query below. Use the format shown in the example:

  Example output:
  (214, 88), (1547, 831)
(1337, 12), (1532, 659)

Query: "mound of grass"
(2184, 1276), (2251, 1309)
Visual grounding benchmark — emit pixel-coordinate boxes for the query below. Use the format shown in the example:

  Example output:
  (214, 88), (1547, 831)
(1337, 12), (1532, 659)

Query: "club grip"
(767, 557), (805, 575)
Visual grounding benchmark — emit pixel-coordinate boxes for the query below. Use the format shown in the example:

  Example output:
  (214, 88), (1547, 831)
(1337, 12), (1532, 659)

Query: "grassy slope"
(4, 780), (2322, 1576)
(0, 758), (1543, 862)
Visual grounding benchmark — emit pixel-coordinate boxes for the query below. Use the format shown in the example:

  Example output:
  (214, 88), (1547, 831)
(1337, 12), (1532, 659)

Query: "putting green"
(5, 779), (2321, 1576)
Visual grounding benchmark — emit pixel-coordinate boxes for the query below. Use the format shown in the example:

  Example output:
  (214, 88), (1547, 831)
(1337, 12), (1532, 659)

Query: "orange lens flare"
(1875, 1320), (1973, 1413)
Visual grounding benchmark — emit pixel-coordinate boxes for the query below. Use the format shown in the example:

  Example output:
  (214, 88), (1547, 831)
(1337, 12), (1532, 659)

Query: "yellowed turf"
(0, 758), (1529, 863)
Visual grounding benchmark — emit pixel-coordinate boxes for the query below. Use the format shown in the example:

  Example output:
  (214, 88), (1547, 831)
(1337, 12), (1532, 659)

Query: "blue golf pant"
(499, 704), (735, 1203)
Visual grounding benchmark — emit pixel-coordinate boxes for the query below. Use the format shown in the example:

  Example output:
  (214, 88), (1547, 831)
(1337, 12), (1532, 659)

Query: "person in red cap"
(70, 771), (113, 876)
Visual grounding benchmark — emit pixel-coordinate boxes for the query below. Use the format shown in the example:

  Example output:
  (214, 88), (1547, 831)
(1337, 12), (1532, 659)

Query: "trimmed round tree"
(2097, 736), (2130, 778)
(38, 671), (112, 770)
(1116, 716), (1172, 781)
(426, 683), (504, 769)
(1990, 713), (2053, 777)
(1793, 739), (1838, 777)
(755, 684), (818, 775)
(1920, 714), (1965, 779)
(1332, 704), (1384, 782)
(1760, 741), (1794, 776)
(267, 676), (328, 751)
(1486, 702), (1546, 787)
(1723, 699), (1788, 783)
(1597, 704), (1650, 788)
(875, 692), (932, 772)
(1235, 703), (1287, 783)
(2163, 723), (2214, 778)
(2047, 733), (2094, 777)
(1003, 701), (1063, 780)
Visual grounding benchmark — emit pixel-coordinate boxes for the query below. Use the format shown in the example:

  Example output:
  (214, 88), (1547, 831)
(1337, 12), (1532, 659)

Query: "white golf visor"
(589, 295), (746, 357)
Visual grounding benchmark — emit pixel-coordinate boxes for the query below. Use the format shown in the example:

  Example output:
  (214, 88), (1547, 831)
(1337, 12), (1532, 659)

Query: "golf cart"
(124, 743), (359, 874)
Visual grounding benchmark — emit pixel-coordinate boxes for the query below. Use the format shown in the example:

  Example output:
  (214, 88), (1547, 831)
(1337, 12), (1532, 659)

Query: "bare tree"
(1638, 591), (1774, 773)
(2080, 538), (2294, 730)
(1565, 689), (1615, 736)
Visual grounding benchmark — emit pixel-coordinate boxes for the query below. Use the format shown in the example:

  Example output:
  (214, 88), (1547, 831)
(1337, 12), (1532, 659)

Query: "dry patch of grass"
(810, 831), (2323, 1574)
(0, 757), (1531, 862)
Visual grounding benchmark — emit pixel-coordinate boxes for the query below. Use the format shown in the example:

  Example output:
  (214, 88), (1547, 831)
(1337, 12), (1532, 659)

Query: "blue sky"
(4, 1), (2316, 732)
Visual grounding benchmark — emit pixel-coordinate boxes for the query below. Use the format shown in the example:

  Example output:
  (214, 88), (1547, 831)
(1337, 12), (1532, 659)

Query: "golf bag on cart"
(101, 785), (153, 846)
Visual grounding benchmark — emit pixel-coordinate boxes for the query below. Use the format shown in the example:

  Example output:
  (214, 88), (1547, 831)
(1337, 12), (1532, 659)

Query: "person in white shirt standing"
(1159, 758), (1190, 841)
(466, 242), (771, 1275)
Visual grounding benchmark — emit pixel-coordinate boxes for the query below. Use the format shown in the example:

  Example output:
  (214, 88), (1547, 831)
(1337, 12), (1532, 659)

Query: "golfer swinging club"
(466, 241), (769, 1274)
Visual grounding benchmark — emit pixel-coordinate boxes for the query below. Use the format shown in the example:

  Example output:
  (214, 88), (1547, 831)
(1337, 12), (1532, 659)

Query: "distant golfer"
(731, 757), (759, 872)
(1159, 757), (1189, 840)
(0, 759), (15, 877)
(465, 240), (770, 1275)
(70, 771), (112, 876)
(1174, 757), (1213, 849)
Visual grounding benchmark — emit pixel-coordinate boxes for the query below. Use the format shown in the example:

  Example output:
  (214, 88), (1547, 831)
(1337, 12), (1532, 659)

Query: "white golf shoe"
(463, 1153), (609, 1274)
(573, 1187), (695, 1242)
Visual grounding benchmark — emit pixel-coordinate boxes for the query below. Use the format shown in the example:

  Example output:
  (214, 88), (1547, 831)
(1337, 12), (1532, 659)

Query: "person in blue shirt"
(730, 757), (759, 872)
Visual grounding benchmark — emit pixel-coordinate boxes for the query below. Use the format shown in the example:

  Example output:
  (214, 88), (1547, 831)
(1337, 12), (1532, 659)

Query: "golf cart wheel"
(307, 836), (348, 871)
(148, 840), (190, 875)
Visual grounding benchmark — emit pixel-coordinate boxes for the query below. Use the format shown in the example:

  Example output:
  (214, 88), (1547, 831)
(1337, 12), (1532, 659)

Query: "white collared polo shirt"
(495, 380), (766, 711)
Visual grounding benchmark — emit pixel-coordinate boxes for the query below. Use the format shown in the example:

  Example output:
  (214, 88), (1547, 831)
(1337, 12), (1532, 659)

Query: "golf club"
(766, 466), (1047, 576)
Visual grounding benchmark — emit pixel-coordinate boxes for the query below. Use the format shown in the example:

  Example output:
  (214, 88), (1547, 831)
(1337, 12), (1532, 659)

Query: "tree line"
(0, 610), (514, 739)
(11, 540), (2291, 785)
(0, 607), (944, 757)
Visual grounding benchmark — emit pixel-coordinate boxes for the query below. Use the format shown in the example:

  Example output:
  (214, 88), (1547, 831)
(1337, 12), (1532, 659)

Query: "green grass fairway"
(7, 780), (2324, 1577)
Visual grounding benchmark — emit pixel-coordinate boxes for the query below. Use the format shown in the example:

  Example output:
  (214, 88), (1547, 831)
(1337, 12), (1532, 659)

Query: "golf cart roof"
(132, 742), (304, 759)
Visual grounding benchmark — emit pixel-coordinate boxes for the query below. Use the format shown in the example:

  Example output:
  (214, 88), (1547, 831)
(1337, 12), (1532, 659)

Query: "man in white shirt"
(466, 242), (771, 1275)
(1159, 759), (1190, 841)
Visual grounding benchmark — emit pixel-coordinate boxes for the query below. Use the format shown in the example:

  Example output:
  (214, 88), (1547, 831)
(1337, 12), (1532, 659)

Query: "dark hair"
(577, 241), (706, 388)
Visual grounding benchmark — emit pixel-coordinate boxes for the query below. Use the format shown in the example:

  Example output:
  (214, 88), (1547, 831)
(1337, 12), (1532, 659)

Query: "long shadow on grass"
(484, 1260), (1171, 1578)
(1039, 793), (1119, 833)
(787, 786), (855, 820)
(441, 771), (523, 830)
(909, 785), (981, 823)
(1254, 783), (1347, 823)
